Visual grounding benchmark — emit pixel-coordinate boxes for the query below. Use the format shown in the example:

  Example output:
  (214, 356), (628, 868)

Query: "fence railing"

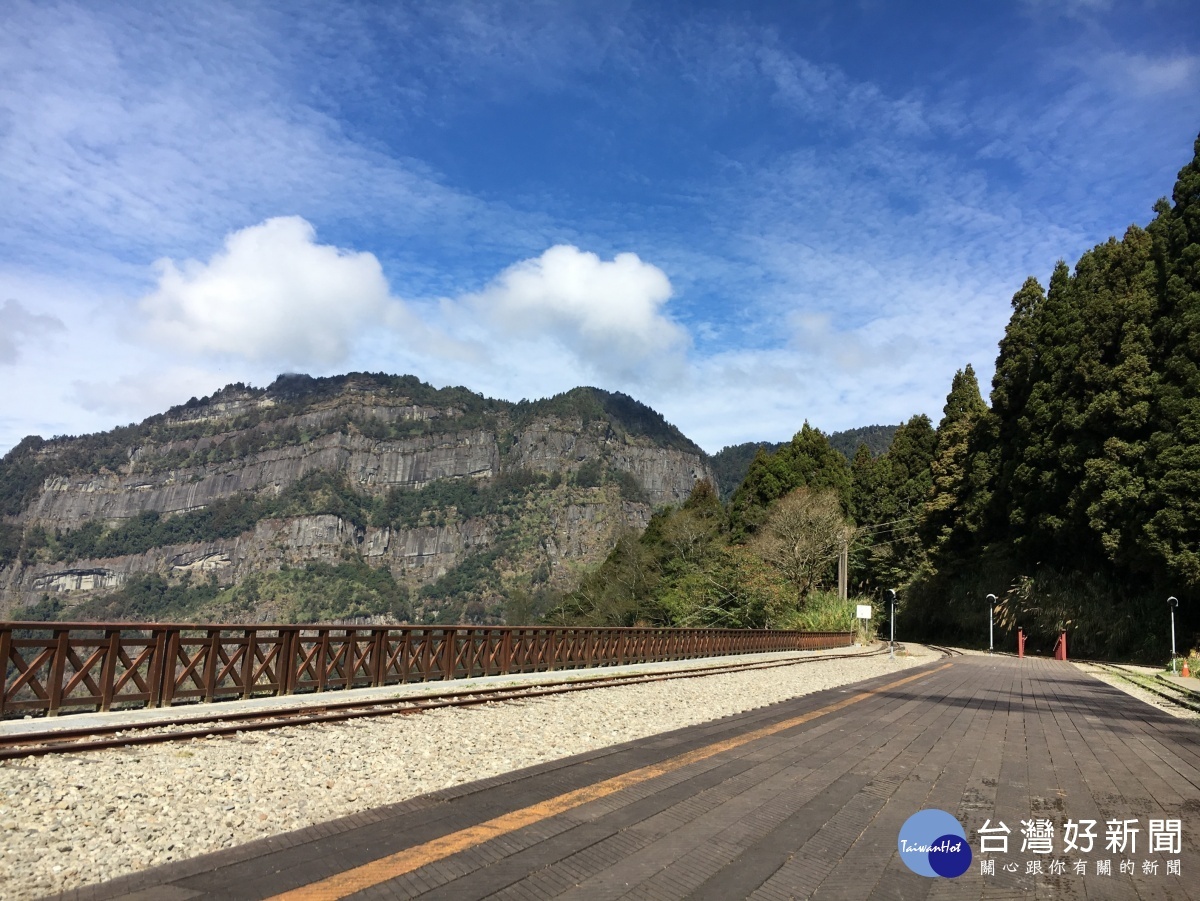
(0, 622), (852, 718)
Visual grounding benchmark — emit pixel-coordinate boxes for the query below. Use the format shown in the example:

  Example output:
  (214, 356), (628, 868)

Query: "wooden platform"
(54, 655), (1200, 900)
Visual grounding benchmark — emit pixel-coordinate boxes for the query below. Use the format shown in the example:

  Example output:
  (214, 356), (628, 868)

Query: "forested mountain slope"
(710, 424), (898, 501)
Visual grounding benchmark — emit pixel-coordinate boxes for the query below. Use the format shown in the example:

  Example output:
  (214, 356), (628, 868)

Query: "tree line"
(555, 133), (1200, 660)
(900, 133), (1200, 659)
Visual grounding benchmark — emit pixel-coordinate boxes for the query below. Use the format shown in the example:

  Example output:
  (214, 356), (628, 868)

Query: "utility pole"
(987, 594), (997, 653)
(1169, 596), (1179, 672)
(886, 589), (897, 659)
(837, 530), (849, 601)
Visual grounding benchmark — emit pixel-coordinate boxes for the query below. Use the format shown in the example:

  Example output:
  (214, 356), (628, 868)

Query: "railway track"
(1079, 660), (1200, 715)
(1, 645), (905, 760)
(924, 644), (963, 658)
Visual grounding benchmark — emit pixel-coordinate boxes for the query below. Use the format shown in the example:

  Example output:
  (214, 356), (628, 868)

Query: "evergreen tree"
(987, 277), (1045, 544)
(727, 423), (851, 539)
(1143, 134), (1200, 591)
(880, 414), (937, 521)
(1014, 260), (1078, 554)
(1070, 226), (1158, 576)
(923, 365), (988, 556)
(848, 414), (936, 593)
(850, 444), (885, 525)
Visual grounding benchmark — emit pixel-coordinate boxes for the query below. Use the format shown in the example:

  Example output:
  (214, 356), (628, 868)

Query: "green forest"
(709, 424), (898, 501)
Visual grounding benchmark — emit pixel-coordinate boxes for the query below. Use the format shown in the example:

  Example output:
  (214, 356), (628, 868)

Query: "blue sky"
(1, 0), (1198, 456)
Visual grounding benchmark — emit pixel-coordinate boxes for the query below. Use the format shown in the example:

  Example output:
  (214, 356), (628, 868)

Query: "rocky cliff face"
(0, 375), (714, 621)
(20, 429), (501, 528)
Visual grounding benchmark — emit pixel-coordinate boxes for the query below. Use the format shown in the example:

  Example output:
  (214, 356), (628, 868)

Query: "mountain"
(710, 424), (898, 501)
(827, 425), (900, 460)
(0, 373), (715, 624)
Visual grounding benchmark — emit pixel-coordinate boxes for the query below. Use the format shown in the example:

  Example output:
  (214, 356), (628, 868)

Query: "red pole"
(1018, 628), (1025, 658)
(1054, 631), (1068, 661)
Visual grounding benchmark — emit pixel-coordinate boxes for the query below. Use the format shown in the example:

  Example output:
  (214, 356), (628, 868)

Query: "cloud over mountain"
(466, 245), (687, 382)
(139, 217), (392, 366)
(0, 299), (65, 364)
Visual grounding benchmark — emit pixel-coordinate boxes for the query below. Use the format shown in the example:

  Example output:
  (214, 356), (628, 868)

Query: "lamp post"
(886, 589), (897, 659)
(987, 594), (997, 653)
(1169, 596), (1179, 672)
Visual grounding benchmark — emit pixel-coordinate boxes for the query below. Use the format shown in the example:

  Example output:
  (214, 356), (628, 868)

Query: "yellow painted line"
(268, 660), (955, 901)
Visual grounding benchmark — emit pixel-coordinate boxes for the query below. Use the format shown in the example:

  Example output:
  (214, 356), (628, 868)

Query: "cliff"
(0, 374), (715, 623)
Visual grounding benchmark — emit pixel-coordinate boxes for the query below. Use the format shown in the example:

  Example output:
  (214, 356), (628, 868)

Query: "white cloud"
(71, 366), (242, 418)
(0, 299), (65, 363)
(789, 311), (917, 373)
(139, 217), (393, 366)
(1112, 52), (1199, 96)
(464, 245), (688, 382)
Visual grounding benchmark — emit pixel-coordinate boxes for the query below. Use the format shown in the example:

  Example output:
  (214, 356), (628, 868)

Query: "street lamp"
(886, 589), (897, 659)
(987, 594), (997, 653)
(1169, 596), (1179, 672)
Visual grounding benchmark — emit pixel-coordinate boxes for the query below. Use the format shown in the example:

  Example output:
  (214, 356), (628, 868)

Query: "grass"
(775, 591), (867, 634)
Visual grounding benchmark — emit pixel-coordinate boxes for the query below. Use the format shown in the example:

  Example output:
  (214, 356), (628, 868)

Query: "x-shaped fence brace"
(0, 623), (852, 717)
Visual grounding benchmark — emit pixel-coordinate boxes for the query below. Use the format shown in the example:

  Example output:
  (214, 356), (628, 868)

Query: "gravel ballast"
(0, 646), (937, 899)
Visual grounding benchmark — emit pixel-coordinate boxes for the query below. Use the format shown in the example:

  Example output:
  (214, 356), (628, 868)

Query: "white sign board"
(856, 604), (873, 620)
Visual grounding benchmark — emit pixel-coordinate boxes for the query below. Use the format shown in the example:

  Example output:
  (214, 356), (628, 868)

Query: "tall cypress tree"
(924, 365), (988, 556)
(849, 414), (936, 591)
(1069, 225), (1158, 575)
(988, 277), (1045, 545)
(850, 444), (886, 525)
(1144, 134), (1200, 591)
(728, 423), (851, 540)
(1001, 260), (1082, 558)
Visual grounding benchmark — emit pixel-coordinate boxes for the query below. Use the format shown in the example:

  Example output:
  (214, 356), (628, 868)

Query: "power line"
(869, 514), (922, 526)
(853, 514), (922, 532)
(855, 519), (921, 539)
(850, 531), (918, 550)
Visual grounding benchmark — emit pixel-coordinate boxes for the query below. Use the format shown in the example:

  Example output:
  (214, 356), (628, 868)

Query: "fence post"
(241, 629), (257, 700)
(202, 629), (221, 703)
(500, 628), (512, 676)
(278, 629), (294, 696)
(1054, 631), (1068, 661)
(149, 629), (169, 707)
(99, 629), (120, 712)
(371, 629), (387, 686)
(399, 629), (414, 682)
(0, 626), (10, 717)
(441, 628), (456, 681)
(316, 629), (330, 692)
(47, 628), (70, 716)
(345, 629), (357, 690)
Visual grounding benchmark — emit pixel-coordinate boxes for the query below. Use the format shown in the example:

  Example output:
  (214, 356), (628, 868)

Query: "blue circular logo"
(897, 809), (972, 878)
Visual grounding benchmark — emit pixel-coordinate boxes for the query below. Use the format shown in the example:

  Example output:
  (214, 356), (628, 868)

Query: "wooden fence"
(0, 622), (853, 718)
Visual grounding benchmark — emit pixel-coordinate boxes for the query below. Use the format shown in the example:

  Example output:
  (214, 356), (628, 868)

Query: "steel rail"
(1082, 660), (1200, 714)
(922, 645), (963, 658)
(0, 646), (896, 760)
